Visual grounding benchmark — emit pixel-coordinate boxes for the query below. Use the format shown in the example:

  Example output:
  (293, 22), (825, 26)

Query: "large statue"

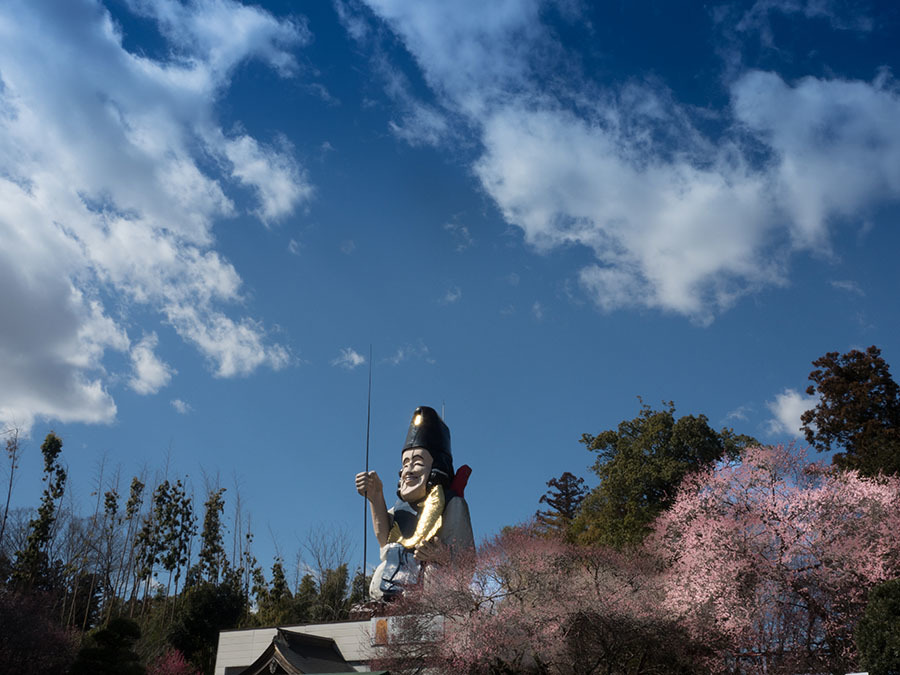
(356, 406), (474, 600)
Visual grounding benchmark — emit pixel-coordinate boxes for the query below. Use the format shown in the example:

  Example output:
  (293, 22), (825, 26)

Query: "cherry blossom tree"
(147, 648), (199, 675)
(373, 525), (711, 674)
(652, 444), (900, 675)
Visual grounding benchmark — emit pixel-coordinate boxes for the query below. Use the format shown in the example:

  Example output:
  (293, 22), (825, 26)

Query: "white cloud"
(724, 405), (751, 423)
(218, 133), (312, 223)
(443, 222), (474, 252)
(388, 99), (449, 147)
(171, 399), (192, 414)
(766, 388), (818, 438)
(332, 348), (367, 370)
(384, 341), (433, 365)
(831, 280), (864, 296)
(731, 70), (900, 250)
(340, 239), (356, 254)
(441, 287), (462, 304)
(531, 300), (544, 321)
(334, 0), (371, 43)
(738, 0), (873, 43)
(358, 1), (900, 323)
(129, 333), (175, 395)
(288, 239), (302, 255)
(0, 0), (306, 430)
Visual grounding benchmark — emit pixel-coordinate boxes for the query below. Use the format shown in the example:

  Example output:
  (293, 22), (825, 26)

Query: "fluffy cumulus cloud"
(357, 0), (900, 324)
(129, 333), (175, 395)
(0, 0), (309, 430)
(766, 388), (818, 438)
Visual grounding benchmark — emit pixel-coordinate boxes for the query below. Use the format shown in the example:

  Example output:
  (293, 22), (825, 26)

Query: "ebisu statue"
(355, 406), (474, 600)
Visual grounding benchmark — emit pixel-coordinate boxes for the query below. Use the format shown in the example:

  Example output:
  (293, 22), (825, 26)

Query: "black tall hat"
(402, 406), (453, 482)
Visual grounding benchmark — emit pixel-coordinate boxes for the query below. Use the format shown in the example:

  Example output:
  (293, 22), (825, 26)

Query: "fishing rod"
(361, 345), (372, 593)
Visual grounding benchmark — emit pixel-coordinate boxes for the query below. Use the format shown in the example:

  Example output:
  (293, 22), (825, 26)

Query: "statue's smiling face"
(399, 447), (433, 503)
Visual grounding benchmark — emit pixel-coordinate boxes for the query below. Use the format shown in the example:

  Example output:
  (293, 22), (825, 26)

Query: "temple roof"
(236, 628), (379, 675)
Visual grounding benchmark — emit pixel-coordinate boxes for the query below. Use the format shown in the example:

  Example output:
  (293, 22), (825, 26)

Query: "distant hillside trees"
(0, 430), (363, 675)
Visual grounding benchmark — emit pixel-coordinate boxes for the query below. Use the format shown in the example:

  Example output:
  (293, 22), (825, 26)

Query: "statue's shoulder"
(440, 495), (473, 551)
(443, 494), (469, 516)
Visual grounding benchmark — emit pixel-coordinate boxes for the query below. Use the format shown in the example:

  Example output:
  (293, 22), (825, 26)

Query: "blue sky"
(2, 0), (899, 578)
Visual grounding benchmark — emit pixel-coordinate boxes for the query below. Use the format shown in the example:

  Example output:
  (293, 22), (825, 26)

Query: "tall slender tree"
(198, 488), (226, 584)
(15, 432), (67, 590)
(0, 426), (22, 555)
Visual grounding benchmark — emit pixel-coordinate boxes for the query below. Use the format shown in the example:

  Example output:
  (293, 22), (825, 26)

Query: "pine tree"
(536, 471), (588, 534)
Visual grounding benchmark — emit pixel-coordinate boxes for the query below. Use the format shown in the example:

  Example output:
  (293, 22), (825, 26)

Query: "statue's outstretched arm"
(356, 470), (390, 548)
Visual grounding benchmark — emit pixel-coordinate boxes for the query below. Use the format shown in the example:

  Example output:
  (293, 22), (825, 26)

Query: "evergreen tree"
(571, 401), (755, 548)
(293, 573), (318, 621)
(801, 345), (900, 476)
(198, 488), (226, 584)
(14, 432), (67, 590)
(314, 563), (349, 622)
(856, 578), (900, 675)
(536, 471), (588, 534)
(70, 617), (146, 675)
(168, 581), (245, 675)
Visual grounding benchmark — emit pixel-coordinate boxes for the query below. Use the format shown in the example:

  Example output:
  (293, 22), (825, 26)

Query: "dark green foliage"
(70, 617), (146, 675)
(253, 557), (296, 626)
(349, 568), (370, 607)
(536, 471), (588, 534)
(198, 488), (226, 584)
(571, 401), (755, 548)
(856, 578), (900, 675)
(14, 432), (67, 589)
(314, 562), (350, 621)
(293, 572), (318, 620)
(168, 581), (245, 674)
(802, 345), (900, 477)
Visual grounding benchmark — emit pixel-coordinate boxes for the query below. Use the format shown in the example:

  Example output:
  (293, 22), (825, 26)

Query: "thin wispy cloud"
(441, 287), (462, 304)
(724, 405), (752, 423)
(331, 348), (367, 370)
(171, 399), (193, 415)
(444, 222), (474, 252)
(831, 280), (865, 296)
(384, 341), (434, 366)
